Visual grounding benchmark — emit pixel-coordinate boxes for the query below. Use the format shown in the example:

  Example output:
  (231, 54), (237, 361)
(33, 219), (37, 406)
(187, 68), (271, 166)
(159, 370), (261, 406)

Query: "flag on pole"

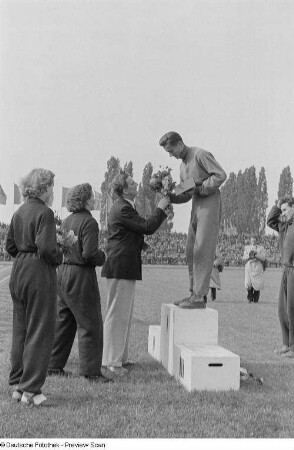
(0, 185), (7, 205)
(14, 183), (22, 205)
(94, 191), (101, 210)
(62, 187), (69, 207)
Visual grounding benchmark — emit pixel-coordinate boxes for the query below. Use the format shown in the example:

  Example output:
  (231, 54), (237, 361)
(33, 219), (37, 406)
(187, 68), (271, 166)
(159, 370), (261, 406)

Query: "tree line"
(99, 157), (293, 236)
(221, 165), (292, 235)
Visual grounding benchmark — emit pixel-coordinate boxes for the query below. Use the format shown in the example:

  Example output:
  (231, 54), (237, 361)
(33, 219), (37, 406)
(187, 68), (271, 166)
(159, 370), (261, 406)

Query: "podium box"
(177, 344), (240, 391)
(148, 325), (161, 362)
(160, 304), (218, 375)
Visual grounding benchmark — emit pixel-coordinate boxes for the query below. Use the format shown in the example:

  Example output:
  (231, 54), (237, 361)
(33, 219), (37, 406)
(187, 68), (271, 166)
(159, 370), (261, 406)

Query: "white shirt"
(124, 198), (136, 209)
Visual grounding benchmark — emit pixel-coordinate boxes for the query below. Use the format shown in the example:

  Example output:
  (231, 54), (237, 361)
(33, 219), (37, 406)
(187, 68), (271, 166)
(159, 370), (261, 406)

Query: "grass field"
(0, 263), (294, 439)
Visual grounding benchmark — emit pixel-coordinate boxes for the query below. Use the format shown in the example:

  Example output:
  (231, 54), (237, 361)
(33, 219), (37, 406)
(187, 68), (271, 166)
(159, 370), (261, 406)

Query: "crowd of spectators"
(100, 229), (281, 267)
(217, 233), (280, 267)
(0, 222), (12, 261)
(0, 221), (281, 267)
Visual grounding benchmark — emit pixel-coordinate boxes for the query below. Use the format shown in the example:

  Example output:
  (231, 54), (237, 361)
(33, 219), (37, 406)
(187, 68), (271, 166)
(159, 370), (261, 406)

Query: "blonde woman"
(6, 168), (62, 406)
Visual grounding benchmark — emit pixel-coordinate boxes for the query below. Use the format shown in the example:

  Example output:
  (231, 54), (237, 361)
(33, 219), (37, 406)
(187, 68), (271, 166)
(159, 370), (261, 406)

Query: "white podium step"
(148, 325), (161, 362)
(160, 304), (218, 375)
(176, 344), (240, 391)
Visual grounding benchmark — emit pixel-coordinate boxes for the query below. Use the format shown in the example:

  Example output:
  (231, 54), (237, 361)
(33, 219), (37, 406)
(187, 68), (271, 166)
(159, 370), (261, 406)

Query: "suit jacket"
(101, 198), (167, 280)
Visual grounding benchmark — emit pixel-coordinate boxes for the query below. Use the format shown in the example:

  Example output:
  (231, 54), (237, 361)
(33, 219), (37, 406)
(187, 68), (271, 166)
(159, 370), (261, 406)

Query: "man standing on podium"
(159, 131), (227, 309)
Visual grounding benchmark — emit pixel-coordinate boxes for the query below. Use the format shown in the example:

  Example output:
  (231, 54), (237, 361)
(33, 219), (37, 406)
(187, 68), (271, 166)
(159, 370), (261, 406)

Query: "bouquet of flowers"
(149, 166), (176, 197)
(54, 214), (78, 255)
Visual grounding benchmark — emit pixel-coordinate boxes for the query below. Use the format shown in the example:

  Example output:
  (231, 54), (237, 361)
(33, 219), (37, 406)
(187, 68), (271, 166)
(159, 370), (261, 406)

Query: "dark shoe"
(84, 374), (114, 383)
(178, 299), (206, 309)
(47, 368), (72, 377)
(282, 350), (294, 358)
(122, 360), (136, 367)
(274, 346), (290, 355)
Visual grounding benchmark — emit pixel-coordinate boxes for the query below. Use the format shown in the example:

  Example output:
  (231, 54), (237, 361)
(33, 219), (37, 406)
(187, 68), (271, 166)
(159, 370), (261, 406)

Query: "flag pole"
(12, 183), (15, 217)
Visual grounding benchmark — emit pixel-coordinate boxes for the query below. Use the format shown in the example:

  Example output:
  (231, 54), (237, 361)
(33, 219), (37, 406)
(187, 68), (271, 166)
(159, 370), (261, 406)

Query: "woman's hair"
(67, 183), (93, 212)
(20, 168), (55, 198)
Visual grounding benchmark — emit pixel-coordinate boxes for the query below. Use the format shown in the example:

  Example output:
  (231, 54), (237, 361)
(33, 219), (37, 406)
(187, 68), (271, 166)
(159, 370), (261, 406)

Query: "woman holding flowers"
(6, 168), (62, 406)
(48, 183), (112, 383)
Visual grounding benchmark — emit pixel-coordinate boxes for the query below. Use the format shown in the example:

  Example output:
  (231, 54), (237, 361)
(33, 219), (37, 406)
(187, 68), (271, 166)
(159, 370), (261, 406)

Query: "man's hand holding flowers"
(150, 167), (175, 212)
(157, 196), (171, 212)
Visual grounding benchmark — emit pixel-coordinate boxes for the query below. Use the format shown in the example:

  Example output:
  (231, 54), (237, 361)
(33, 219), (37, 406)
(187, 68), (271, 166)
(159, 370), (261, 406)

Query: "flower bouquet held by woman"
(55, 214), (78, 256)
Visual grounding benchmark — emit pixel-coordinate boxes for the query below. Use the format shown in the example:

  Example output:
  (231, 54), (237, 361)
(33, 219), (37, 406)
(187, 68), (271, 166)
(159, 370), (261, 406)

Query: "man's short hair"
(67, 183), (92, 212)
(159, 131), (183, 147)
(280, 197), (294, 208)
(112, 171), (130, 197)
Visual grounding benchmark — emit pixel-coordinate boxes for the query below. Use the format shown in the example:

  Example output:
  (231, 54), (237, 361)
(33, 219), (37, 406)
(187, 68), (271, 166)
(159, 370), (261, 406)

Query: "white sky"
(1, 0), (294, 232)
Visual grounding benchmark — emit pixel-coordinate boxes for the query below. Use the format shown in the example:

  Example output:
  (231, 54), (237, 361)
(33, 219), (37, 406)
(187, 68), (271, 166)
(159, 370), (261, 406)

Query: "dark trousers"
(278, 267), (294, 350)
(49, 265), (103, 376)
(210, 288), (216, 300)
(9, 253), (57, 393)
(247, 287), (260, 303)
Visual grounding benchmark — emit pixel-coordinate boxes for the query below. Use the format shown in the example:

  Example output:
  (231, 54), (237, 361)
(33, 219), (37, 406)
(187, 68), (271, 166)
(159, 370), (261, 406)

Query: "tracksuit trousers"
(49, 264), (103, 376)
(186, 191), (221, 298)
(9, 253), (57, 393)
(278, 267), (294, 351)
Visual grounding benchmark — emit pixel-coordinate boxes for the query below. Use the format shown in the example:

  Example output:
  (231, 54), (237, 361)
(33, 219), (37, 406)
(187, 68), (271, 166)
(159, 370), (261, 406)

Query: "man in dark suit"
(101, 171), (170, 375)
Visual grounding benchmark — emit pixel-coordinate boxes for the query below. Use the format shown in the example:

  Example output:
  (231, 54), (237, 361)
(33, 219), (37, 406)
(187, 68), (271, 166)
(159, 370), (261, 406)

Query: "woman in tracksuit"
(6, 168), (61, 406)
(48, 183), (112, 383)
